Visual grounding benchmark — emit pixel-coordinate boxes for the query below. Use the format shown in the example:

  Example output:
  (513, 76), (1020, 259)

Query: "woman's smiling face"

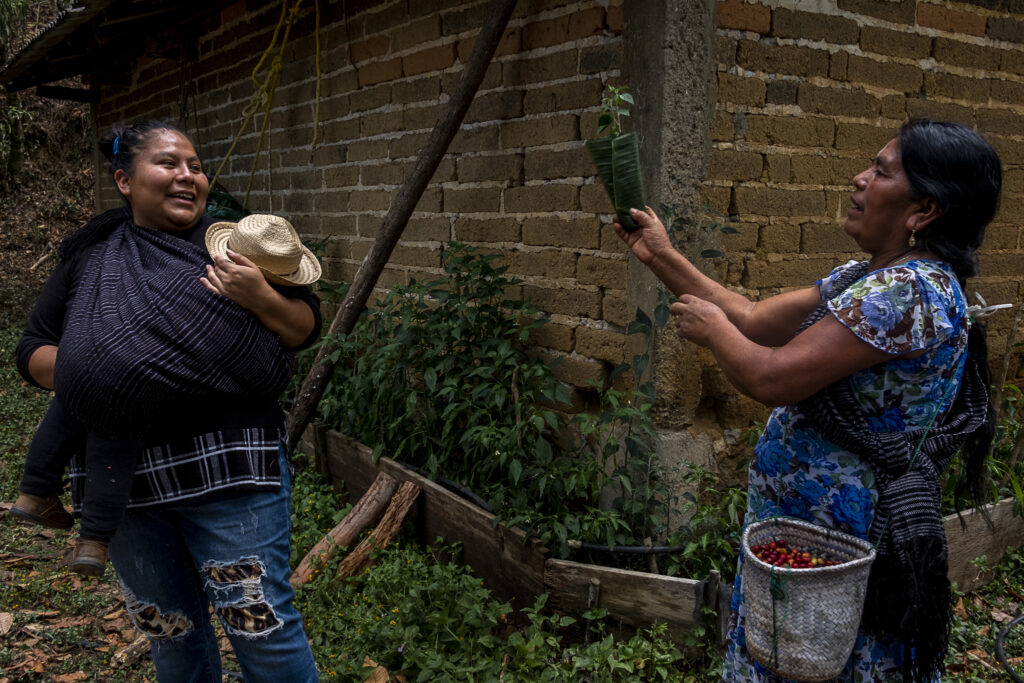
(114, 129), (209, 232)
(844, 138), (921, 257)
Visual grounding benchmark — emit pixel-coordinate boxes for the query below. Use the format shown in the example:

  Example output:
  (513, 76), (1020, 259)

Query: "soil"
(0, 89), (94, 323)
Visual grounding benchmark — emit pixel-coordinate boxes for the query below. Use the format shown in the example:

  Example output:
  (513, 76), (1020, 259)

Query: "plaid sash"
(54, 217), (294, 438)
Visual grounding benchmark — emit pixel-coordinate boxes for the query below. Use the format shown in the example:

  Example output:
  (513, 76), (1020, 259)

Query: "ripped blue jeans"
(107, 447), (318, 682)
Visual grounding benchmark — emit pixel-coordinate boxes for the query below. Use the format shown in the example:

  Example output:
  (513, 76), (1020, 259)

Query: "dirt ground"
(0, 90), (94, 321)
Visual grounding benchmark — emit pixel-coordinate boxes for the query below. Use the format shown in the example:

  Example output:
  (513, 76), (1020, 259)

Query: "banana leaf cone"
(585, 132), (645, 232)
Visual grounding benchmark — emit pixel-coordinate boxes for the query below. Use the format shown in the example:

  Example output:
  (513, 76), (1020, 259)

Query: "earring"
(908, 231), (917, 248)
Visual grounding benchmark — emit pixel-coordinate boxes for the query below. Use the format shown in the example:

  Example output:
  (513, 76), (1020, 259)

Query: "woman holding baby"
(12, 120), (321, 682)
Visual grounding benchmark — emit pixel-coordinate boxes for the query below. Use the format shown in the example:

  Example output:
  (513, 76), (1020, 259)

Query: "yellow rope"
(311, 0), (322, 153)
(210, 0), (323, 207)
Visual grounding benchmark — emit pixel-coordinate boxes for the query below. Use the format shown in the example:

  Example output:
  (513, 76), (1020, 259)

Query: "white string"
(965, 292), (1013, 320)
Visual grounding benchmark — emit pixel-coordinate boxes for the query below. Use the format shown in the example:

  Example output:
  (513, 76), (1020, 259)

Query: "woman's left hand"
(201, 250), (272, 311)
(669, 294), (728, 347)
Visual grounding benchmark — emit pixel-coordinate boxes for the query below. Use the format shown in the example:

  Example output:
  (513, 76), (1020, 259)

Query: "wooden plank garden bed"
(300, 424), (1024, 637)
(300, 424), (711, 638)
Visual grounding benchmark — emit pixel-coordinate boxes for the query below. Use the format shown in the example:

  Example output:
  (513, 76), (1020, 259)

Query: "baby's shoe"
(10, 493), (74, 529)
(67, 539), (108, 577)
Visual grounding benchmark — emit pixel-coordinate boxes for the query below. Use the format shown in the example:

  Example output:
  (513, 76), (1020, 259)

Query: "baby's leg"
(11, 398), (83, 529)
(70, 434), (143, 576)
(19, 397), (85, 497)
(79, 433), (143, 543)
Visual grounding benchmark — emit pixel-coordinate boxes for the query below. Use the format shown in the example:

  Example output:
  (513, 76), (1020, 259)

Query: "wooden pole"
(286, 0), (519, 450)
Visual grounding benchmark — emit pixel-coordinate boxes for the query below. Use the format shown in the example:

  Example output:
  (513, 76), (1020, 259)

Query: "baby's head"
(206, 214), (321, 286)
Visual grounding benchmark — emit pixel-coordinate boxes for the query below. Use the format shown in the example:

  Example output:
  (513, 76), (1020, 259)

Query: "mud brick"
(501, 114), (578, 149)
(858, 26), (930, 59)
(709, 149), (763, 182)
(392, 76), (441, 104)
(525, 146), (591, 180)
(403, 43), (457, 77)
(522, 216), (600, 249)
(717, 72), (765, 107)
(449, 124), (500, 153)
(798, 83), (879, 118)
(528, 323), (575, 353)
(357, 57), (402, 87)
(453, 217), (521, 242)
(514, 248), (578, 277)
(443, 186), (502, 213)
(523, 284), (603, 318)
(392, 15), (441, 52)
(933, 37), (1001, 71)
(772, 8), (858, 43)
(465, 90), (524, 123)
(846, 54), (922, 94)
(924, 72), (989, 101)
(917, 3), (986, 36)
(736, 41), (829, 78)
(717, 0), (770, 34)
(577, 253), (628, 288)
(503, 50), (578, 86)
(505, 184), (579, 212)
(457, 153), (524, 183)
(575, 327), (627, 365)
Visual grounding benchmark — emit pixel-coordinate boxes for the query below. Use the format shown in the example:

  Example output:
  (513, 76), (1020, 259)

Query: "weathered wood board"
(544, 558), (706, 632)
(944, 497), (1024, 592)
(303, 425), (547, 611)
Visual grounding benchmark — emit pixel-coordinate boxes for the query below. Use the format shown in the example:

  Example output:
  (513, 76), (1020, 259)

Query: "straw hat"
(205, 214), (321, 286)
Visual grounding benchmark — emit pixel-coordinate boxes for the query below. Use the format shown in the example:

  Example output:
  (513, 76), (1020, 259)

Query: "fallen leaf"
(954, 597), (967, 619)
(991, 609), (1015, 624)
(102, 608), (125, 621)
(52, 673), (87, 682)
(49, 616), (93, 629)
(0, 612), (12, 635)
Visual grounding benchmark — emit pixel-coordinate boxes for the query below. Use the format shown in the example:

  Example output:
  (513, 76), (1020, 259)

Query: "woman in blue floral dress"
(613, 119), (1001, 681)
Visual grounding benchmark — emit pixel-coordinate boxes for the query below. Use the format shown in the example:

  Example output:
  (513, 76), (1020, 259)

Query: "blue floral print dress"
(722, 259), (968, 683)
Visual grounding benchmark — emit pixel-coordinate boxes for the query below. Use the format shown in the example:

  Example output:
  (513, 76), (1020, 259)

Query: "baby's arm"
(201, 250), (316, 348)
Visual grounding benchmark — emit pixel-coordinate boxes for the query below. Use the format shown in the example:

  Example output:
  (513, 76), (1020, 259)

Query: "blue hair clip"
(113, 136), (120, 157)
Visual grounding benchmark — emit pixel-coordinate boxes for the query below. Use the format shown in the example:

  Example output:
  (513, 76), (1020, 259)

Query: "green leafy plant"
(295, 539), (691, 682)
(586, 85), (645, 232)
(315, 243), (688, 559)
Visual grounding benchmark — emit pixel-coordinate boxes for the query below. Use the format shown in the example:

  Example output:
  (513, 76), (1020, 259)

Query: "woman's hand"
(613, 207), (675, 265)
(201, 250), (316, 348)
(669, 294), (728, 348)
(201, 250), (273, 311)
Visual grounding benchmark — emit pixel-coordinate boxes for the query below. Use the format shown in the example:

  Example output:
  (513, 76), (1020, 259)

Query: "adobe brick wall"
(670, 0), (1024, 443)
(92, 0), (630, 404)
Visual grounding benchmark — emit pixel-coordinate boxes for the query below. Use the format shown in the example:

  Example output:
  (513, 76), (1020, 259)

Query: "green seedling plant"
(587, 85), (645, 231)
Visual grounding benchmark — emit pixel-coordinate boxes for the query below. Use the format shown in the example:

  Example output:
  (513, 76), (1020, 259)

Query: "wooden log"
(309, 427), (548, 609)
(336, 481), (422, 581)
(289, 471), (399, 588)
(111, 634), (149, 668)
(944, 496), (1024, 592)
(544, 558), (706, 633)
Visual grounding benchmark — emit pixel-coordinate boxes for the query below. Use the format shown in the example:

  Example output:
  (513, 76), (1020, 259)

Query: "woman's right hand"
(612, 207), (675, 264)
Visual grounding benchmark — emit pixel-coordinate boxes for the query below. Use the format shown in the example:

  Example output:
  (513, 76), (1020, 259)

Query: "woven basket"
(742, 517), (876, 682)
